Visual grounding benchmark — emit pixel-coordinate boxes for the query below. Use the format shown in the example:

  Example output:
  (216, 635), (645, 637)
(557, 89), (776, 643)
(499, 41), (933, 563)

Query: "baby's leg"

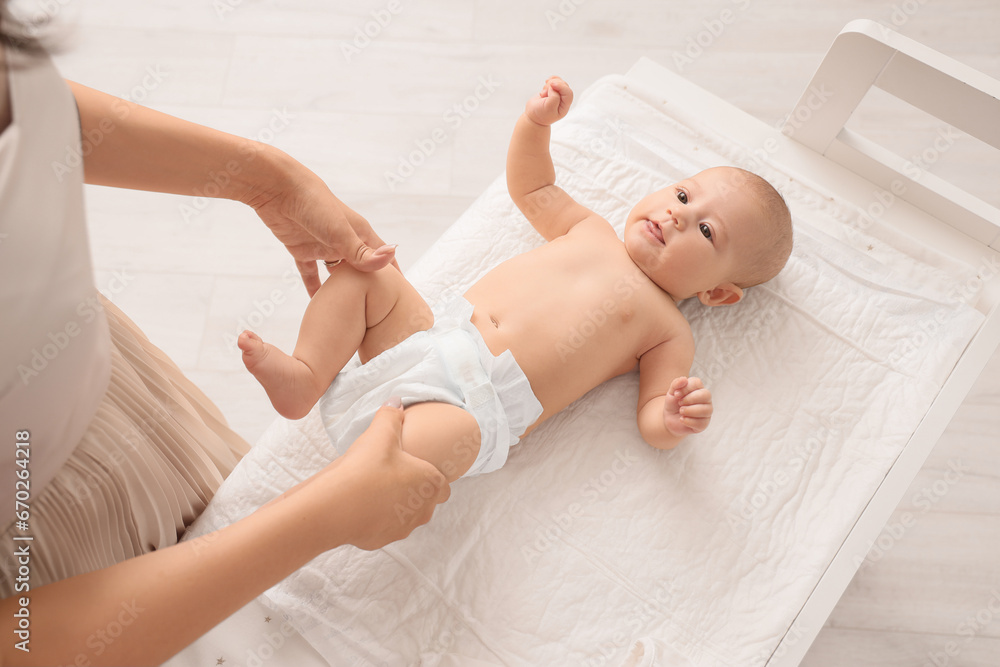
(399, 402), (482, 484)
(239, 265), (433, 419)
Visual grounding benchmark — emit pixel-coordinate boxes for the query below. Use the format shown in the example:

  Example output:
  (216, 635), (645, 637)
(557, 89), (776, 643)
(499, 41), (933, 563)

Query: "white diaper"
(317, 297), (544, 478)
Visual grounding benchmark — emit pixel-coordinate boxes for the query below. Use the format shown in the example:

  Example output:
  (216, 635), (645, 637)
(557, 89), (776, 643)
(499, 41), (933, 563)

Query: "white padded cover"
(181, 75), (983, 666)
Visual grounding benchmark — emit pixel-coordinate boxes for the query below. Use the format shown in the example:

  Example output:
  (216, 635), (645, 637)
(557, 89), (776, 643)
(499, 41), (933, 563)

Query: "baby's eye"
(699, 223), (713, 241)
(676, 190), (688, 204)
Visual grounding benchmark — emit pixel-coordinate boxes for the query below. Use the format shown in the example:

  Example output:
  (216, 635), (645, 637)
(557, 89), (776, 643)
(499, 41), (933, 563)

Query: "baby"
(238, 76), (793, 483)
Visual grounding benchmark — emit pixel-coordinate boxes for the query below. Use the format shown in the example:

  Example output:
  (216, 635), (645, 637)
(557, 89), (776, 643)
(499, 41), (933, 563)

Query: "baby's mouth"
(645, 219), (665, 244)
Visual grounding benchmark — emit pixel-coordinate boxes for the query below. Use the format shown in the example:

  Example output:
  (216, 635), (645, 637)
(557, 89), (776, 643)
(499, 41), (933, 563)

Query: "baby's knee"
(349, 265), (429, 357)
(326, 263), (403, 305)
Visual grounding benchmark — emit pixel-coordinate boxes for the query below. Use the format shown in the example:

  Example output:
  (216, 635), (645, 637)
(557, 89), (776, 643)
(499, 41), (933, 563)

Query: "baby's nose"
(667, 210), (685, 230)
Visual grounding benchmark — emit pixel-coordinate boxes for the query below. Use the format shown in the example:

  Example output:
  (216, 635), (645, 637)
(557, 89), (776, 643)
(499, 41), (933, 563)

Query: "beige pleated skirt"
(0, 296), (250, 597)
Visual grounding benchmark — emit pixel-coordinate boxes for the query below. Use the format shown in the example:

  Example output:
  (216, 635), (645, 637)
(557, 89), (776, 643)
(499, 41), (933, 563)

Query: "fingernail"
(375, 244), (398, 255)
(383, 396), (403, 409)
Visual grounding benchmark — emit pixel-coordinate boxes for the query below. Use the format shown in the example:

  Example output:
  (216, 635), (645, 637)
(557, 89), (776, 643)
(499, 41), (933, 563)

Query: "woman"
(0, 7), (449, 665)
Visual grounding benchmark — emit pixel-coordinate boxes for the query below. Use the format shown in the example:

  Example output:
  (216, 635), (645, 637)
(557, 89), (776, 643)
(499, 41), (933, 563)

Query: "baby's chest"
(522, 281), (666, 368)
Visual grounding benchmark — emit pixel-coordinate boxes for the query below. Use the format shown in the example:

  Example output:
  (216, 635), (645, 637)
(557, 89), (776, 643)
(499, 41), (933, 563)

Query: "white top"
(0, 46), (111, 512)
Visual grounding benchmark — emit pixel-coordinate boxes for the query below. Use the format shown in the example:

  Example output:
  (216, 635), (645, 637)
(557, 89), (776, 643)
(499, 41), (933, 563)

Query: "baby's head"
(623, 166), (792, 305)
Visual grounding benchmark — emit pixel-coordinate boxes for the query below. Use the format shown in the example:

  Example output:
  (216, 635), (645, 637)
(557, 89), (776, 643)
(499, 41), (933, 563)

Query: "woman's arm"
(68, 81), (397, 295)
(0, 404), (449, 667)
(67, 80), (275, 203)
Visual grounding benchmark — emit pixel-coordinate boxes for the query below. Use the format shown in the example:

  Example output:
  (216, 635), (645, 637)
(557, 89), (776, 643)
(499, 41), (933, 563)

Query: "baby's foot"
(238, 331), (319, 420)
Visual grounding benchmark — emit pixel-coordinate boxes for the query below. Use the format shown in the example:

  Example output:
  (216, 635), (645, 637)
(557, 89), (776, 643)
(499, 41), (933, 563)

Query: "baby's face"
(623, 167), (762, 303)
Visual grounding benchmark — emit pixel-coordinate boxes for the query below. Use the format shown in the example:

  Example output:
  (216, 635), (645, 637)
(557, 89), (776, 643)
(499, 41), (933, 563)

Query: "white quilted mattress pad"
(183, 75), (984, 666)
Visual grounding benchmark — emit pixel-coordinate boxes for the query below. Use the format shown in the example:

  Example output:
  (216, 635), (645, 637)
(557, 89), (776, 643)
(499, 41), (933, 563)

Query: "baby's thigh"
(358, 267), (433, 363)
(400, 402), (481, 483)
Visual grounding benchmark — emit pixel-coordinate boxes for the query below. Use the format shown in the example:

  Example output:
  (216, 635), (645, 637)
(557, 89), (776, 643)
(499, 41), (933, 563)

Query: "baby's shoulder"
(565, 213), (618, 241)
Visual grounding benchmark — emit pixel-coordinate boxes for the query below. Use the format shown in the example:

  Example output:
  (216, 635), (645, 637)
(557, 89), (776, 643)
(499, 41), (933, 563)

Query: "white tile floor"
(46, 1), (1000, 663)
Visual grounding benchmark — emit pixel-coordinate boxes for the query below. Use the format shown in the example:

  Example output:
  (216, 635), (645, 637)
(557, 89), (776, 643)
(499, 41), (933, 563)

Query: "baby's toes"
(238, 331), (269, 369)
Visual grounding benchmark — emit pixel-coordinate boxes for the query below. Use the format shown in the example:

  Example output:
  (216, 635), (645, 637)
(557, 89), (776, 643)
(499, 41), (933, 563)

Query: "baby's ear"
(698, 283), (743, 307)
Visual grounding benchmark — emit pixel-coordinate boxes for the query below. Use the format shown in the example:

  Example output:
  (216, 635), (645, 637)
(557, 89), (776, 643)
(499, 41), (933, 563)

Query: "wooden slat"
(876, 51), (1000, 150)
(783, 19), (1000, 253)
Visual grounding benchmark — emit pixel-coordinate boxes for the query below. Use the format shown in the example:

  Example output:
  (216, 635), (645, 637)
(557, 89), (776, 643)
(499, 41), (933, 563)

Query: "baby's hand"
(524, 76), (573, 126)
(662, 377), (713, 436)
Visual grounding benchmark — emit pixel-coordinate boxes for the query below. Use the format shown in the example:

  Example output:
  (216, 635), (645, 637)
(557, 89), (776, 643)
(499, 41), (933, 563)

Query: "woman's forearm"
(0, 465), (352, 666)
(67, 80), (293, 207)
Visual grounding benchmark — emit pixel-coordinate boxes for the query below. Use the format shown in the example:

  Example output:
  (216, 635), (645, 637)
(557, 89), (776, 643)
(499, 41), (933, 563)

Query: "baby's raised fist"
(525, 76), (574, 126)
(662, 376), (713, 437)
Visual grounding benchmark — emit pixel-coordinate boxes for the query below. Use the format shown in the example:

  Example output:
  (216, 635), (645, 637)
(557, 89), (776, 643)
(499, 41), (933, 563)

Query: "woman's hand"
(67, 82), (398, 297)
(248, 149), (399, 296)
(274, 401), (451, 552)
(335, 402), (452, 550)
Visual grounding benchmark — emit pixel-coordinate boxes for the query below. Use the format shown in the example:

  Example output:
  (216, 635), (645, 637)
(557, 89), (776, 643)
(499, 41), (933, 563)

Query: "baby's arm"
(635, 332), (713, 450)
(507, 77), (595, 241)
